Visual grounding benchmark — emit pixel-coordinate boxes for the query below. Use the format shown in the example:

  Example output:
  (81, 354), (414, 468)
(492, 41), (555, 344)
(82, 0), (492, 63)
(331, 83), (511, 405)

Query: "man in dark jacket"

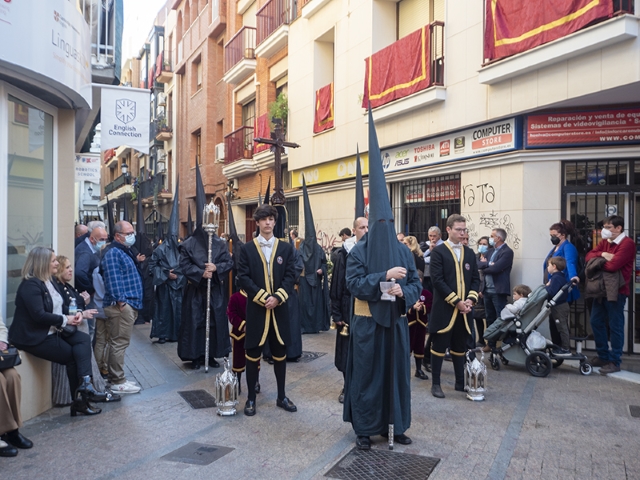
(478, 227), (513, 350)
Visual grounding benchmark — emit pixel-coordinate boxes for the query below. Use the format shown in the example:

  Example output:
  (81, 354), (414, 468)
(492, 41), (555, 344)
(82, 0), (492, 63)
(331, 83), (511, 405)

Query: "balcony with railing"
(222, 126), (255, 178)
(156, 51), (173, 83)
(255, 0), (291, 59)
(479, 0), (636, 85)
(104, 173), (132, 197)
(154, 114), (173, 141)
(364, 22), (446, 123)
(79, 0), (123, 84)
(223, 27), (257, 85)
(138, 173), (171, 202)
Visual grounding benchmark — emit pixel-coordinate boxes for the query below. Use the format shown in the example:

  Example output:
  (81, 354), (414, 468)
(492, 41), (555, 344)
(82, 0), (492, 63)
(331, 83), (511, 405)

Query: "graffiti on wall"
(466, 211), (521, 249)
(316, 226), (339, 255)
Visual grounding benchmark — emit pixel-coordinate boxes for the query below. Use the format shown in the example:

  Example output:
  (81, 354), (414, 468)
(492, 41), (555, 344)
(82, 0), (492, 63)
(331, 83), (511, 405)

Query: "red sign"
(472, 133), (512, 150)
(424, 180), (459, 202)
(439, 140), (450, 157)
(526, 108), (640, 147)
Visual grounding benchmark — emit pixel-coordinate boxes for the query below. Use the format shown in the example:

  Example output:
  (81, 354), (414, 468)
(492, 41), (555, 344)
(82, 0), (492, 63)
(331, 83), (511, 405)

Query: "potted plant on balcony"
(268, 92), (289, 134)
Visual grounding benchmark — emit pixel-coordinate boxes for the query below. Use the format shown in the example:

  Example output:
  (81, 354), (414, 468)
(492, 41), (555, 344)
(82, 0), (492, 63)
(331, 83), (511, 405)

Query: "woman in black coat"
(9, 247), (101, 417)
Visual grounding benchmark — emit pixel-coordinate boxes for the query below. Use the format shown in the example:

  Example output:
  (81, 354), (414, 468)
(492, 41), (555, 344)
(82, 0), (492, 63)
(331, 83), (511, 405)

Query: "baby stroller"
(483, 281), (592, 377)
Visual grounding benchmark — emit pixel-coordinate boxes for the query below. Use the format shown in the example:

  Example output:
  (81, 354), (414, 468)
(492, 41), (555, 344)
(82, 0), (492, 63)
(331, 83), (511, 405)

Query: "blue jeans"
(484, 291), (508, 326)
(590, 294), (627, 366)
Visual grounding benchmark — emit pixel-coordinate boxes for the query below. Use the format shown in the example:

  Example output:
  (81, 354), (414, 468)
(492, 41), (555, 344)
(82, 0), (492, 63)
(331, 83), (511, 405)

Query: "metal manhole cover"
(298, 351), (327, 363)
(325, 447), (440, 480)
(162, 442), (234, 465)
(178, 389), (216, 409)
(630, 405), (640, 418)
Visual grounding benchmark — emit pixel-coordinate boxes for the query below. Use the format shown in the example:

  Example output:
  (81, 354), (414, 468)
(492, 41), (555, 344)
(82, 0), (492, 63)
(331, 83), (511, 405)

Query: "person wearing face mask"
(100, 221), (143, 394)
(543, 220), (582, 355)
(585, 215), (635, 375)
(473, 236), (492, 348)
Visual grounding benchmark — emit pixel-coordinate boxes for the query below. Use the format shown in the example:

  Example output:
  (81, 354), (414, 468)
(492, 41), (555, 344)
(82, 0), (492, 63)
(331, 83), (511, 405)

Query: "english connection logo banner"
(101, 86), (151, 154)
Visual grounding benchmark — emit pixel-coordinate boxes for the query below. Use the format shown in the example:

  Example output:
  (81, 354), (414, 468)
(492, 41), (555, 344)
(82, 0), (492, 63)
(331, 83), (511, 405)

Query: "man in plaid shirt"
(101, 221), (144, 394)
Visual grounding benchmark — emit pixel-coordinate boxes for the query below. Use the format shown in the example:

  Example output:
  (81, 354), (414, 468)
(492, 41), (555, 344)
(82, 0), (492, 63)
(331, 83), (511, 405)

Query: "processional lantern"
(464, 349), (487, 401)
(215, 358), (239, 416)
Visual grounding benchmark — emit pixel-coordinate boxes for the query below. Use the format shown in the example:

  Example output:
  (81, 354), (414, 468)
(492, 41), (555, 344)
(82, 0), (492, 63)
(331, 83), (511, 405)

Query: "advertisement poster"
(0, 0), (92, 107)
(75, 155), (101, 183)
(101, 86), (151, 154)
(526, 108), (640, 147)
(381, 118), (519, 174)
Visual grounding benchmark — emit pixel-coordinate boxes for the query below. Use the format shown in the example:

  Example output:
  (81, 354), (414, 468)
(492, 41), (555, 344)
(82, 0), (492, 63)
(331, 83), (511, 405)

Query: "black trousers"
(16, 331), (92, 396)
(246, 325), (286, 361)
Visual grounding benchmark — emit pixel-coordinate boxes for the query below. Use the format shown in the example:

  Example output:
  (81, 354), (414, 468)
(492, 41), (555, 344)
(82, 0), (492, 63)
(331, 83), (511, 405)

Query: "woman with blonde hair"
(402, 235), (425, 281)
(9, 246), (101, 417)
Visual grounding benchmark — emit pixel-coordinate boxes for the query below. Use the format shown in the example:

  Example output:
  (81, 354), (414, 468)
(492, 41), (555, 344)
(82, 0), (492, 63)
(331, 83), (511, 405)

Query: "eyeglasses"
(451, 228), (468, 233)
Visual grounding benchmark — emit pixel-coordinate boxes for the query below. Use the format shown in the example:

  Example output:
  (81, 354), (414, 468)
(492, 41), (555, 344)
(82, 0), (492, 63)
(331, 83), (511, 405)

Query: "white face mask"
(600, 228), (613, 240)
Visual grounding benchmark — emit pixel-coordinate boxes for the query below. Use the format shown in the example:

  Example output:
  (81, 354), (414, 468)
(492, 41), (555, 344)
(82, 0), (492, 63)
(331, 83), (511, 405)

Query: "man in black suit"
(429, 214), (480, 398)
(478, 227), (513, 350)
(237, 204), (297, 417)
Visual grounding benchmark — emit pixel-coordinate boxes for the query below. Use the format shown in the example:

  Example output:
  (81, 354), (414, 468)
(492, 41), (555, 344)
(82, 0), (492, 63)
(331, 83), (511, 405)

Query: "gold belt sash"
(354, 299), (372, 317)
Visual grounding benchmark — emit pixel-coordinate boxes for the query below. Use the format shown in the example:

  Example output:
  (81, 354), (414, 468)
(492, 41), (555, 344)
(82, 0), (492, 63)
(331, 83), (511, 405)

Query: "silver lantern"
(464, 348), (487, 401)
(215, 358), (239, 416)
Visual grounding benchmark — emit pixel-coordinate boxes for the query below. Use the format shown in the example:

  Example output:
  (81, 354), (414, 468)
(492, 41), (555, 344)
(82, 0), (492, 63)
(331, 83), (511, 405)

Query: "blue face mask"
(478, 245), (488, 254)
(94, 240), (106, 252)
(489, 237), (496, 247)
(123, 233), (136, 247)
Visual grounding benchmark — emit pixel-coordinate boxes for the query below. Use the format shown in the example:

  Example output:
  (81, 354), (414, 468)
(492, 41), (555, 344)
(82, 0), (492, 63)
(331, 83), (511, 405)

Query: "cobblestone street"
(4, 324), (640, 480)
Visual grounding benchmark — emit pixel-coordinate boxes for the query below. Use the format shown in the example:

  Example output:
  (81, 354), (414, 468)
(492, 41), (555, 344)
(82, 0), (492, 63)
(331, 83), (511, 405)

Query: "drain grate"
(162, 442), (234, 465)
(325, 447), (440, 480)
(178, 389), (216, 409)
(297, 351), (327, 363)
(630, 405), (640, 418)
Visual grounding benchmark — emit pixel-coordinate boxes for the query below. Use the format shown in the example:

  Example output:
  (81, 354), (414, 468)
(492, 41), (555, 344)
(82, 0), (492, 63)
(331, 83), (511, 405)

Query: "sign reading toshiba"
(0, 0), (91, 108)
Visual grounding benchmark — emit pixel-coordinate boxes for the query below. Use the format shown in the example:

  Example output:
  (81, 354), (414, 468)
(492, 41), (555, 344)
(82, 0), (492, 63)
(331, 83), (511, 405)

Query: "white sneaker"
(111, 381), (141, 394)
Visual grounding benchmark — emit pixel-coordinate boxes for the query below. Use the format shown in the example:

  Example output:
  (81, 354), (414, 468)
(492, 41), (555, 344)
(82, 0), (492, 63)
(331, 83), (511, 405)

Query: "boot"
(77, 375), (110, 403)
(71, 376), (102, 417)
(452, 354), (466, 391)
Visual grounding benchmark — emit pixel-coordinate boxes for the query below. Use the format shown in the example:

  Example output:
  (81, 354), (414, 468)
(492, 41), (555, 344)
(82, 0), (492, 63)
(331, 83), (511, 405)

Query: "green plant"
(268, 93), (289, 131)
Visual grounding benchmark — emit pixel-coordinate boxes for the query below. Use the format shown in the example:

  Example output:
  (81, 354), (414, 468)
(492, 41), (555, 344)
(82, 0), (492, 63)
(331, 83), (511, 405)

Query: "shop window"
(285, 197), (299, 230)
(564, 160), (628, 187)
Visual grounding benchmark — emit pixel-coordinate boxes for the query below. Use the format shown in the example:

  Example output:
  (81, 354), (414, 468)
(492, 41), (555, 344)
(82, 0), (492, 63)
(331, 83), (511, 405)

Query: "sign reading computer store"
(381, 118), (520, 174)
(526, 107), (640, 148)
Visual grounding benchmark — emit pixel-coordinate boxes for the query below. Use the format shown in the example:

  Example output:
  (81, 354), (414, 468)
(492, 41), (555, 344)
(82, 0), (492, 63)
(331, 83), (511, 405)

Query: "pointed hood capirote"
(105, 194), (116, 242)
(186, 203), (193, 237)
(227, 194), (243, 251)
(195, 162), (206, 228)
(168, 177), (180, 238)
(365, 106), (400, 327)
(136, 185), (145, 234)
(355, 144), (365, 219)
(301, 177), (321, 287)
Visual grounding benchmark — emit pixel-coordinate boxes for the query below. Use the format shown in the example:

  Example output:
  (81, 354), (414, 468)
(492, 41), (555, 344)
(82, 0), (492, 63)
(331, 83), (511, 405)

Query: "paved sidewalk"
(4, 324), (640, 480)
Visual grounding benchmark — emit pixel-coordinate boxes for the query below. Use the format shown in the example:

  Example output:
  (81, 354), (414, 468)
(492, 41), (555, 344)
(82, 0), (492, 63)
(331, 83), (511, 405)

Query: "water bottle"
(68, 298), (77, 316)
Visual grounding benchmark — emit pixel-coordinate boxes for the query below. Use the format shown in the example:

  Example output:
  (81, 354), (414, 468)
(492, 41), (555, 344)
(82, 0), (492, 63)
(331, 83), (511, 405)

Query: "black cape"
(299, 242), (330, 333)
(330, 246), (351, 373)
(149, 237), (186, 342)
(131, 236), (154, 323)
(177, 227), (233, 361)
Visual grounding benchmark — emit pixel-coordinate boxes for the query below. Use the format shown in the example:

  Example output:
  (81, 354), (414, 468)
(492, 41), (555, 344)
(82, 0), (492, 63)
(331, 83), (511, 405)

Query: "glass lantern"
(464, 349), (487, 401)
(215, 358), (239, 416)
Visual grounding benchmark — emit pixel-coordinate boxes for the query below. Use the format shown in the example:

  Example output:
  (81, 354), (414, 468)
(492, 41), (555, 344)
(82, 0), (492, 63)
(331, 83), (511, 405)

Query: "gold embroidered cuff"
(274, 291), (286, 304)
(276, 288), (289, 301)
(253, 289), (267, 306)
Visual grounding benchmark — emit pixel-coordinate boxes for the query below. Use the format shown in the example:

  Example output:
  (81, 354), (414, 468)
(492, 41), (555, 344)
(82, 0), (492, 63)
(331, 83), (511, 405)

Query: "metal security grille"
(392, 174), (460, 243)
(325, 447), (440, 480)
(162, 442), (234, 465)
(177, 390), (216, 409)
(286, 196), (299, 231)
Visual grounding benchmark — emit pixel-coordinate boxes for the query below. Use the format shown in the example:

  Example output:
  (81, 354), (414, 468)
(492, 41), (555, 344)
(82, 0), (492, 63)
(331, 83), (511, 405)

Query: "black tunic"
(149, 237), (186, 342)
(177, 228), (233, 361)
(131, 236), (154, 323)
(299, 242), (331, 333)
(330, 246), (350, 373)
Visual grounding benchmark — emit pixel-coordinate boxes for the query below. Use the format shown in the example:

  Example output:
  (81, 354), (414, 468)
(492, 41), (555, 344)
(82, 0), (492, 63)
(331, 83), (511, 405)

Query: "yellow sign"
(291, 153), (369, 188)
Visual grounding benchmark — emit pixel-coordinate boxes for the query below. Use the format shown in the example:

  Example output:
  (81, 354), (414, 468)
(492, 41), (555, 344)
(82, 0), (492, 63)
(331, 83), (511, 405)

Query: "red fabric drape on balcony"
(149, 67), (155, 87)
(484, 0), (613, 61)
(313, 83), (334, 133)
(254, 114), (270, 154)
(156, 52), (163, 76)
(362, 26), (430, 109)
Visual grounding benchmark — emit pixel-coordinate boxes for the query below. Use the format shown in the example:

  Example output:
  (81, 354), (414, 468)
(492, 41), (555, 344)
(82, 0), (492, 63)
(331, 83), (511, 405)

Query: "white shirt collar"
(257, 234), (275, 246)
(612, 231), (627, 244)
(447, 239), (462, 249)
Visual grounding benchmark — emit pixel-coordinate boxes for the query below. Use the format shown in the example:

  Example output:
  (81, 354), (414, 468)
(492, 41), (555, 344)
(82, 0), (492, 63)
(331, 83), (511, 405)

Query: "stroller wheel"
(501, 357), (509, 366)
(525, 352), (552, 377)
(490, 355), (501, 371)
(552, 358), (564, 369)
(580, 363), (593, 376)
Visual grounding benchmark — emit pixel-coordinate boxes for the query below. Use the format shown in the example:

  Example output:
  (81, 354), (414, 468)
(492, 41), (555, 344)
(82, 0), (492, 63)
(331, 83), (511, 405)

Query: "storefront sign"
(381, 118), (519, 174)
(292, 153), (369, 188)
(75, 155), (101, 183)
(425, 180), (459, 201)
(101, 86), (151, 154)
(404, 184), (425, 203)
(0, 0), (92, 107)
(526, 108), (640, 147)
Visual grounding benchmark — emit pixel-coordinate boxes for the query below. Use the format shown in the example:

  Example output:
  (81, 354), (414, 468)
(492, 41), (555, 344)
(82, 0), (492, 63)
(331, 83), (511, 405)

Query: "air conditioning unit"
(157, 92), (167, 106)
(230, 178), (239, 190)
(215, 143), (225, 163)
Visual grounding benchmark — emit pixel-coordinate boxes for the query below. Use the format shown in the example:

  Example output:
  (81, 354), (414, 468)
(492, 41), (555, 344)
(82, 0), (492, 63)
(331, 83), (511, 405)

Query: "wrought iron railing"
(224, 126), (254, 164)
(257, 0), (291, 45)
(139, 173), (166, 200)
(224, 27), (256, 72)
(104, 173), (131, 195)
(78, 0), (122, 71)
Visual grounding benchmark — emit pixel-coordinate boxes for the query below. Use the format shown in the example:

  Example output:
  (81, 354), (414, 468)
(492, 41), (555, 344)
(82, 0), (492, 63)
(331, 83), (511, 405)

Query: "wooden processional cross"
(254, 118), (300, 206)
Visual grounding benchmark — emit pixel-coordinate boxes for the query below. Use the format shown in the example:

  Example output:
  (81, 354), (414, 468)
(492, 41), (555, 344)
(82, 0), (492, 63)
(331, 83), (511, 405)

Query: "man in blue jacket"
(478, 228), (513, 350)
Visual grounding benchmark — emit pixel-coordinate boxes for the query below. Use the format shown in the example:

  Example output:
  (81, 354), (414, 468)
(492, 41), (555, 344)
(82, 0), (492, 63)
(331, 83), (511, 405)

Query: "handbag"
(59, 325), (77, 338)
(0, 346), (22, 370)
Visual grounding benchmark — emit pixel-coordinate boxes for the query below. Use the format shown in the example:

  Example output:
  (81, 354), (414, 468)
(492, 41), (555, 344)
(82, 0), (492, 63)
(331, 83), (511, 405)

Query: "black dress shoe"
(455, 384), (466, 392)
(431, 385), (445, 398)
(0, 442), (18, 457)
(423, 363), (432, 372)
(209, 358), (220, 368)
(356, 436), (371, 450)
(338, 388), (344, 404)
(276, 396), (297, 412)
(156, 338), (166, 344)
(414, 369), (429, 380)
(381, 432), (412, 445)
(191, 361), (201, 370)
(2, 430), (33, 449)
(255, 382), (261, 394)
(244, 400), (256, 416)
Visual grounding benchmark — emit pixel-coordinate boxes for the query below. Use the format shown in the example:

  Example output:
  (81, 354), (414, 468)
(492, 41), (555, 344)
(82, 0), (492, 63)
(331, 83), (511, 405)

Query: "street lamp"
(87, 184), (93, 197)
(157, 155), (166, 173)
(121, 162), (129, 176)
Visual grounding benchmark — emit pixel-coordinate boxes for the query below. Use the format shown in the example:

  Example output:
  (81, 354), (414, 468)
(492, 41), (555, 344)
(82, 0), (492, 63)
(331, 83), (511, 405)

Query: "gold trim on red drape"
(254, 114), (270, 154)
(313, 83), (334, 134)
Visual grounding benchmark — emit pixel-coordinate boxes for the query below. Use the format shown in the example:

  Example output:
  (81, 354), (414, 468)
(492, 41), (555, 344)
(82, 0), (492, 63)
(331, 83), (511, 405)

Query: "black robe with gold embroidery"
(237, 238), (297, 350)
(428, 242), (480, 334)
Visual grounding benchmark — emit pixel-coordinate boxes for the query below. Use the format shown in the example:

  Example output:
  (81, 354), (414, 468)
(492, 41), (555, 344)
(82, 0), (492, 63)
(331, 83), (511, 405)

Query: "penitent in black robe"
(330, 246), (351, 373)
(177, 228), (233, 361)
(343, 234), (422, 437)
(131, 236), (155, 324)
(149, 237), (186, 342)
(299, 242), (331, 333)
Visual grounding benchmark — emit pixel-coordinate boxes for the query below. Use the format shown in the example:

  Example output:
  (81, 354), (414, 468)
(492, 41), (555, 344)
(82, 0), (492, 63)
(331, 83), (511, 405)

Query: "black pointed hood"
(195, 162), (205, 227)
(106, 194), (115, 242)
(365, 105), (399, 327)
(187, 203), (193, 237)
(168, 177), (179, 238)
(227, 196), (242, 246)
(301, 177), (320, 287)
(355, 144), (365, 219)
(263, 177), (271, 205)
(136, 187), (145, 234)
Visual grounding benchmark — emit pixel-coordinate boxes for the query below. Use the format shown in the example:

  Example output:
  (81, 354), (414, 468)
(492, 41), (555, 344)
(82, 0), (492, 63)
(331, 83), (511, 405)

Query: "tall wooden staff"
(203, 200), (220, 373)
